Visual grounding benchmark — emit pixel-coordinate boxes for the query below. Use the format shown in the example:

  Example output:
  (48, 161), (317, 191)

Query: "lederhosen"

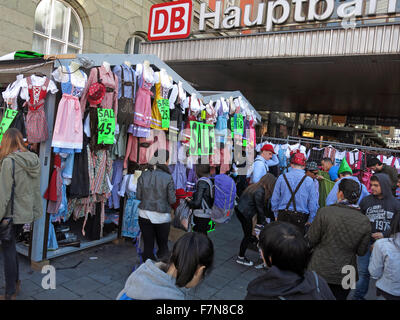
(89, 67), (116, 152)
(117, 67), (135, 126)
(278, 174), (309, 234)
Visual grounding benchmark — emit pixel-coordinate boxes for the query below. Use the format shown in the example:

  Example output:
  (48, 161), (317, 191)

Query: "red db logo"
(148, 0), (192, 41)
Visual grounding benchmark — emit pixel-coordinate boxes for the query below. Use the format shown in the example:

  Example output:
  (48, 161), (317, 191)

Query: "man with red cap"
(250, 144), (279, 184)
(271, 151), (319, 234)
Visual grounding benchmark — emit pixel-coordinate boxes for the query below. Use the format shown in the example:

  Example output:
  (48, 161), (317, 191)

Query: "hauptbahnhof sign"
(149, 0), (400, 40)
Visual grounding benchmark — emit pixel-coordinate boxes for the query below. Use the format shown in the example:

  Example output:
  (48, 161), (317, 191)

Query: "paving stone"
(78, 291), (110, 300)
(17, 279), (44, 296)
(61, 277), (104, 296)
(34, 286), (80, 300)
(87, 268), (125, 285)
(190, 282), (220, 300)
(211, 286), (247, 300)
(202, 273), (233, 290)
(96, 280), (126, 300)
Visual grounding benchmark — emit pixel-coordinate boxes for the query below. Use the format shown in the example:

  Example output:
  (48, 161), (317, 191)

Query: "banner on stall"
(157, 98), (170, 128)
(0, 109), (18, 144)
(97, 108), (115, 144)
(189, 121), (216, 156)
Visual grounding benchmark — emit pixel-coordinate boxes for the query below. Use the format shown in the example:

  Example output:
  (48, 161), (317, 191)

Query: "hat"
(306, 161), (319, 172)
(88, 81), (106, 106)
(261, 144), (275, 154)
(291, 152), (306, 166)
(338, 158), (353, 175)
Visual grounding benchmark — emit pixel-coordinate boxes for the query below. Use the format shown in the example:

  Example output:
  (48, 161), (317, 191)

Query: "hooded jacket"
(245, 265), (335, 300)
(0, 151), (43, 224)
(359, 173), (400, 238)
(116, 259), (189, 300)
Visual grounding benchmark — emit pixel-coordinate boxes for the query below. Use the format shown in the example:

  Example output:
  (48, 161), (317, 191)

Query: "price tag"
(201, 109), (206, 120)
(0, 109), (18, 144)
(237, 114), (244, 135)
(157, 99), (170, 128)
(97, 108), (115, 145)
(243, 139), (247, 147)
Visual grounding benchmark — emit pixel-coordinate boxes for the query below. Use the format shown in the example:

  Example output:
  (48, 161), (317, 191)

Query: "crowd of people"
(115, 143), (400, 301)
(0, 132), (399, 301)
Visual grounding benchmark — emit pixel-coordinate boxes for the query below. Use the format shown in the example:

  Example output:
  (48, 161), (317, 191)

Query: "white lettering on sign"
(198, 0), (400, 33)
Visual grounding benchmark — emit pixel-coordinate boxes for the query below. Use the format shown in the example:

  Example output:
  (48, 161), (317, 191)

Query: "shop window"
(33, 0), (83, 55)
(124, 35), (146, 54)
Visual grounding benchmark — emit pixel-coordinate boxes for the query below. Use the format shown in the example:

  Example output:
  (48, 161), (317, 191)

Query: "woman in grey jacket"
(117, 232), (214, 300)
(369, 212), (400, 300)
(137, 149), (176, 262)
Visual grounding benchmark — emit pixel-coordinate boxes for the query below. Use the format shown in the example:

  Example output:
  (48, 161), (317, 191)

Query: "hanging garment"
(346, 150), (363, 171)
(114, 65), (136, 126)
(1, 82), (28, 138)
(334, 150), (346, 166)
(80, 65), (119, 117)
(322, 146), (336, 163)
(133, 74), (153, 128)
(51, 183), (69, 223)
(151, 74), (170, 131)
(170, 162), (187, 190)
(215, 106), (229, 144)
(111, 124), (127, 160)
(307, 147), (324, 165)
(127, 123), (151, 138)
(43, 155), (63, 214)
(108, 159), (124, 209)
(186, 167), (198, 192)
(278, 146), (289, 173)
(285, 143), (307, 158)
(24, 76), (52, 143)
(169, 101), (184, 140)
(360, 168), (373, 193)
(69, 132), (90, 199)
(120, 174), (141, 239)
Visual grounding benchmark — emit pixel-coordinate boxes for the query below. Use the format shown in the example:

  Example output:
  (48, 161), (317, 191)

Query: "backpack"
(200, 175), (237, 224)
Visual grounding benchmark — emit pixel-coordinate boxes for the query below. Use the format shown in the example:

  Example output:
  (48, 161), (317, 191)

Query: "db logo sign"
(148, 0), (192, 41)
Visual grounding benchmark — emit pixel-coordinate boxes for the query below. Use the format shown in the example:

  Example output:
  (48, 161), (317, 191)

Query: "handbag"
(0, 159), (15, 241)
(173, 199), (192, 231)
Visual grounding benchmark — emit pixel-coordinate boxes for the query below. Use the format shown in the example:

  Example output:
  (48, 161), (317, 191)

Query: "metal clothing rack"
(260, 135), (400, 154)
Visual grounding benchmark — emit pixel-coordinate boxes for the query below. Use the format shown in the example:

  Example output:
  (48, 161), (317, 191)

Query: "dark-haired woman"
(368, 212), (400, 300)
(235, 173), (276, 266)
(246, 221), (335, 300)
(137, 149), (176, 262)
(307, 179), (371, 300)
(0, 129), (43, 300)
(117, 232), (214, 300)
(186, 164), (214, 234)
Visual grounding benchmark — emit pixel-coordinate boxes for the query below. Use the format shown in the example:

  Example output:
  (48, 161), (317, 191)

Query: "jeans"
(236, 209), (254, 257)
(1, 225), (21, 296)
(353, 249), (371, 300)
(138, 217), (170, 262)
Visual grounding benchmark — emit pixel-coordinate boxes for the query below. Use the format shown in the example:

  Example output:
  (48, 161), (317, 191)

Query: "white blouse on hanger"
(52, 65), (87, 89)
(2, 75), (29, 104)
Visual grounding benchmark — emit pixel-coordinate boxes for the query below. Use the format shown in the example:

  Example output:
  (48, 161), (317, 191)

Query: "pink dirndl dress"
(25, 77), (50, 143)
(51, 70), (85, 152)
(133, 78), (153, 128)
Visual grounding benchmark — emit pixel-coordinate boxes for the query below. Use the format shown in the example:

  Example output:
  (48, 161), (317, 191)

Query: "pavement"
(0, 214), (378, 300)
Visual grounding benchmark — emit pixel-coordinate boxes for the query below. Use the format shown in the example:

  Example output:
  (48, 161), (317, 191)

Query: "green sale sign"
(189, 121), (215, 156)
(157, 98), (170, 128)
(97, 108), (115, 145)
(0, 109), (18, 144)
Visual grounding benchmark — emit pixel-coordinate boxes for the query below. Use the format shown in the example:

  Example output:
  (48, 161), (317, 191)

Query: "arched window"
(33, 0), (83, 54)
(124, 35), (146, 54)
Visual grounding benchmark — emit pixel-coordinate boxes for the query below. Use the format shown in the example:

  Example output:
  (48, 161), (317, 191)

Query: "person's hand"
(370, 244), (375, 252)
(316, 175), (324, 181)
(185, 197), (192, 202)
(372, 232), (384, 240)
(305, 222), (312, 226)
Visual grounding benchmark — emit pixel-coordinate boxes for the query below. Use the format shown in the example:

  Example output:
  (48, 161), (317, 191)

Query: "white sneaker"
(236, 256), (254, 266)
(255, 262), (266, 269)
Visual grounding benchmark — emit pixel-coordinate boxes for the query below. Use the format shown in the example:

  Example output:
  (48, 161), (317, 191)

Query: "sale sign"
(148, 0), (192, 41)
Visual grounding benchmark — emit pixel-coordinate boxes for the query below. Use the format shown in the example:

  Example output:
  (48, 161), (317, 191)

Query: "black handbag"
(0, 159), (15, 241)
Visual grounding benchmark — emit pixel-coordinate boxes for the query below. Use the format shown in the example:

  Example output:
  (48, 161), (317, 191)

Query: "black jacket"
(188, 178), (214, 215)
(137, 168), (176, 213)
(237, 186), (273, 222)
(359, 173), (400, 238)
(246, 265), (335, 300)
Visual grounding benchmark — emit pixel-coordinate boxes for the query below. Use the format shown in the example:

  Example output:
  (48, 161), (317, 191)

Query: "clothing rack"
(260, 135), (400, 154)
